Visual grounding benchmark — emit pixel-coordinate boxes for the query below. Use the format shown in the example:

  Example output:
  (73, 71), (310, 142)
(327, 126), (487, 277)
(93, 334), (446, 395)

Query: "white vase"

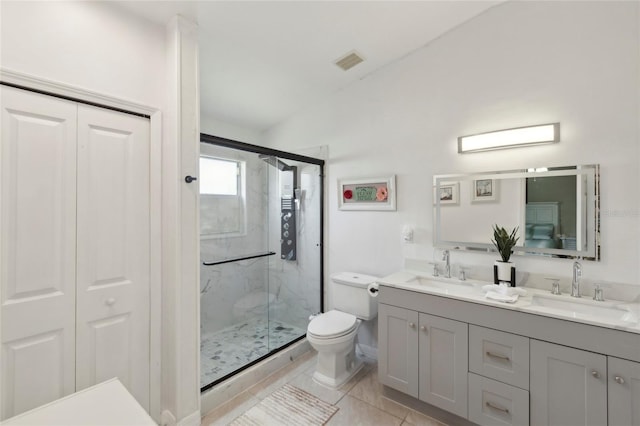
(495, 260), (514, 283)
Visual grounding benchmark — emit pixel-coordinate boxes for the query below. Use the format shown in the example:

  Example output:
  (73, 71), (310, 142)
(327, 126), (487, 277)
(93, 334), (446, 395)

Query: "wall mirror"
(433, 164), (600, 260)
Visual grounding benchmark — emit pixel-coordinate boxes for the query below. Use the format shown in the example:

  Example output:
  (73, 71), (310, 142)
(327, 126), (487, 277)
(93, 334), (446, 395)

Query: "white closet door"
(75, 105), (150, 409)
(0, 87), (78, 420)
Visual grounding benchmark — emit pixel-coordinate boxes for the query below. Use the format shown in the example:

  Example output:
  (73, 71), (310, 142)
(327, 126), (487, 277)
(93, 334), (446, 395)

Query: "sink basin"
(415, 277), (481, 295)
(526, 294), (639, 324)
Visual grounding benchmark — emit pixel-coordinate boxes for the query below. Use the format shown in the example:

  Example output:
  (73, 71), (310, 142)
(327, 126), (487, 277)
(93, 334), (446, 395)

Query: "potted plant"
(491, 225), (519, 285)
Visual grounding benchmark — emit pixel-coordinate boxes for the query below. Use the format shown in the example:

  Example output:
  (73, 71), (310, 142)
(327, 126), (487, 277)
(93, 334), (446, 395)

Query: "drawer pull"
(486, 351), (510, 361)
(614, 375), (625, 384)
(486, 401), (510, 414)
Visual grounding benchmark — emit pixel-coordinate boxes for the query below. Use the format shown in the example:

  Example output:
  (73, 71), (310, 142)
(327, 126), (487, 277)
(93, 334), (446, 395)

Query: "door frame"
(0, 68), (163, 422)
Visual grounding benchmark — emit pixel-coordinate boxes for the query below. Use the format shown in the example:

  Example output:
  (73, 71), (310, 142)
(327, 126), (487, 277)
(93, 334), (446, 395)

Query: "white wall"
(262, 1), (640, 346)
(200, 114), (261, 144)
(0, 1), (166, 108)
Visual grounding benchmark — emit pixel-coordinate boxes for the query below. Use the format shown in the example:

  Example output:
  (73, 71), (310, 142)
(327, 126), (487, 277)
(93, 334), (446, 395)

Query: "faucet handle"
(429, 262), (439, 277)
(458, 266), (467, 281)
(545, 277), (561, 295)
(593, 284), (605, 302)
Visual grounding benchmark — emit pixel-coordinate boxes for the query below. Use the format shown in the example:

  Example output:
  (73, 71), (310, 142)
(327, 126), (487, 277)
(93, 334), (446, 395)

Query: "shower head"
(259, 155), (293, 171)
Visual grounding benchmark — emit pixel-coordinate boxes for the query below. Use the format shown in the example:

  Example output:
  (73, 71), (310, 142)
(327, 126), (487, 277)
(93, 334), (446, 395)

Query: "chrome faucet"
(442, 250), (451, 278)
(571, 261), (582, 297)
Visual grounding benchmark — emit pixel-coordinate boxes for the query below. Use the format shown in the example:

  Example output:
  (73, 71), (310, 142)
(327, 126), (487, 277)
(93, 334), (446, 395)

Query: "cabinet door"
(530, 340), (607, 426)
(75, 105), (150, 410)
(378, 303), (419, 397)
(1, 87), (78, 419)
(608, 357), (640, 426)
(418, 313), (468, 419)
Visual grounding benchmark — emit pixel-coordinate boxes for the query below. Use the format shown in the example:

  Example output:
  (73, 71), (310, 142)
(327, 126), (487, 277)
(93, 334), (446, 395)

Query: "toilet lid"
(308, 310), (357, 338)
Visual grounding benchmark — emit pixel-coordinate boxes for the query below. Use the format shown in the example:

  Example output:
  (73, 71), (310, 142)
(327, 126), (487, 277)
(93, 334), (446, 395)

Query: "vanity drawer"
(469, 325), (529, 389)
(468, 373), (529, 426)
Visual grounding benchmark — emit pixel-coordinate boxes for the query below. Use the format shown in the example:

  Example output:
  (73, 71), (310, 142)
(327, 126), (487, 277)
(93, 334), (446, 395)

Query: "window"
(199, 156), (245, 237)
(199, 157), (239, 195)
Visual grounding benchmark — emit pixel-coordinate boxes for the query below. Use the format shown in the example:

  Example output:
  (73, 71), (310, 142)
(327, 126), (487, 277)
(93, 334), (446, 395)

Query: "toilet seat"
(307, 310), (358, 339)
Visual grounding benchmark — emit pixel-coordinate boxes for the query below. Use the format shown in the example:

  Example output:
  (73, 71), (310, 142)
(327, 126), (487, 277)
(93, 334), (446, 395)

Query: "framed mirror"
(434, 164), (600, 260)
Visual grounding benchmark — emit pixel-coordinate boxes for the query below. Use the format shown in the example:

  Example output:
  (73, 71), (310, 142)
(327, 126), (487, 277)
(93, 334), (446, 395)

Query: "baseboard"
(160, 410), (177, 426)
(177, 410), (201, 426)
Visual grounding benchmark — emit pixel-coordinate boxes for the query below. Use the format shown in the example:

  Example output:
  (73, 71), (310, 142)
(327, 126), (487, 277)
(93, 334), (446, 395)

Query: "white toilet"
(306, 272), (378, 389)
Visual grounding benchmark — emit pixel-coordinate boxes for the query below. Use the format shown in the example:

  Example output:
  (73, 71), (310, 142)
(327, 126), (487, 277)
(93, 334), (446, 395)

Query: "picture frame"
(338, 175), (396, 211)
(472, 178), (498, 202)
(435, 181), (459, 205)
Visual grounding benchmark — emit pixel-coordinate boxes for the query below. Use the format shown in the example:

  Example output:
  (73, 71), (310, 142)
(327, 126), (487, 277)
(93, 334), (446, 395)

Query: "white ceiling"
(115, 1), (501, 132)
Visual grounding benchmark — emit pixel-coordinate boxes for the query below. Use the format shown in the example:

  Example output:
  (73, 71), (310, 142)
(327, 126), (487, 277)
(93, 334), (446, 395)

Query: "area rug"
(230, 383), (338, 426)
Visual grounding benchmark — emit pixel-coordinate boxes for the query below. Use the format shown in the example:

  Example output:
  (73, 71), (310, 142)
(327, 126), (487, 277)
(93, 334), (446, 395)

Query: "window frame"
(199, 155), (247, 239)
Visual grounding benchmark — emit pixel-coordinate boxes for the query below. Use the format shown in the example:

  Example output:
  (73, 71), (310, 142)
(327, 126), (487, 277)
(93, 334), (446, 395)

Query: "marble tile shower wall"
(200, 145), (270, 335)
(267, 163), (322, 330)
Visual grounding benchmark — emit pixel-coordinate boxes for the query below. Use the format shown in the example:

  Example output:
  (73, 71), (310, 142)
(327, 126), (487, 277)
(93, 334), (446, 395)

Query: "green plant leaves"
(491, 225), (520, 262)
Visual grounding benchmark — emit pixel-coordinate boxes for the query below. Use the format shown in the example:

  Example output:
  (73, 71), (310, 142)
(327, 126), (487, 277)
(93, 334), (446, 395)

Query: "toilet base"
(311, 348), (364, 389)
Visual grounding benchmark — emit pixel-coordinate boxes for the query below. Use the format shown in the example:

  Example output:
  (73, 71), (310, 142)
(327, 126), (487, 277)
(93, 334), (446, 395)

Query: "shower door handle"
(185, 175), (198, 183)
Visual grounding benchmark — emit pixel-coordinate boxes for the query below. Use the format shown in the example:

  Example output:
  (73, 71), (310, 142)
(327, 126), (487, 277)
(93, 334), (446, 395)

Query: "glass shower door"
(267, 159), (322, 349)
(199, 143), (273, 390)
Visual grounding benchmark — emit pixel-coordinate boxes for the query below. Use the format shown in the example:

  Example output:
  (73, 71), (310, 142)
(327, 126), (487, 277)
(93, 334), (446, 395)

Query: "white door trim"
(0, 69), (163, 423)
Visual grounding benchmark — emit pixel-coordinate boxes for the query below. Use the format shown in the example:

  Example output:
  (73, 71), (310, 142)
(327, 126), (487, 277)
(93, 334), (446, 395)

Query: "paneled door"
(530, 340), (607, 426)
(378, 303), (419, 398)
(1, 86), (151, 419)
(418, 313), (468, 419)
(75, 105), (150, 409)
(0, 87), (78, 419)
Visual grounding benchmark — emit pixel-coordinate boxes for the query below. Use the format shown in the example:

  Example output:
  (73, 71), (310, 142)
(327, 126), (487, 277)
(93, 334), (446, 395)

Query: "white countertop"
(1, 379), (156, 426)
(377, 270), (640, 334)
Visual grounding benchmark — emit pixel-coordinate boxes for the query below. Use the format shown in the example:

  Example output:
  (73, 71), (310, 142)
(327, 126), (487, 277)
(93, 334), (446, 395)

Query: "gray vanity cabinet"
(378, 303), (419, 398)
(378, 303), (468, 418)
(530, 340), (607, 426)
(608, 356), (640, 426)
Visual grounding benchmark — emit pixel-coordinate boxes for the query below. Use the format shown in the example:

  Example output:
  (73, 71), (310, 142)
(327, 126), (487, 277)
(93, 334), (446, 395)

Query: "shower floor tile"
(201, 318), (305, 388)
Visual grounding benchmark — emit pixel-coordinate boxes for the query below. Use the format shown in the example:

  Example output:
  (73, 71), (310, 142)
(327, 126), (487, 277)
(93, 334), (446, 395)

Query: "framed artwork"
(338, 175), (396, 211)
(472, 178), (497, 202)
(435, 181), (459, 205)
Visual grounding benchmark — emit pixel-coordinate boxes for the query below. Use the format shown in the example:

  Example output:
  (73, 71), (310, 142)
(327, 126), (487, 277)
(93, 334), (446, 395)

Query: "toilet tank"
(331, 272), (379, 320)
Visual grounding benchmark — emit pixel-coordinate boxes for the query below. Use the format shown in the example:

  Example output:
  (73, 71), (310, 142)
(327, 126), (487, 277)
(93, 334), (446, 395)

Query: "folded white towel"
(482, 284), (527, 297)
(485, 291), (519, 303)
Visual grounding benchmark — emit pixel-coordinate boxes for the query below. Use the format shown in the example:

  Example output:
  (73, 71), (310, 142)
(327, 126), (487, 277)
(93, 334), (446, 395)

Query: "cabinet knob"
(614, 375), (625, 384)
(591, 370), (600, 378)
(105, 298), (116, 306)
(420, 325), (426, 331)
(409, 322), (415, 328)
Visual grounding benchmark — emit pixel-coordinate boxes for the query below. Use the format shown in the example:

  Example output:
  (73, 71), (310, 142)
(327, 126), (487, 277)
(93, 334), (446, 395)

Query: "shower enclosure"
(199, 135), (324, 391)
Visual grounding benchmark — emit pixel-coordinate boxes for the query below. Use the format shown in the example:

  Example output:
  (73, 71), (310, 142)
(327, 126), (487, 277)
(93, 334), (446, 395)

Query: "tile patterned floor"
(201, 318), (305, 388)
(201, 351), (449, 426)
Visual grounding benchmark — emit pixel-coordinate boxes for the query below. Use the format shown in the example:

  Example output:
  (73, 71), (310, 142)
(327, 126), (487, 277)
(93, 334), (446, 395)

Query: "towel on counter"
(485, 291), (520, 303)
(482, 284), (527, 303)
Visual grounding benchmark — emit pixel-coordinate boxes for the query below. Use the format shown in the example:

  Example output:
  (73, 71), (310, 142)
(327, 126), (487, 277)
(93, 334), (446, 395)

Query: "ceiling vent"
(334, 51), (365, 71)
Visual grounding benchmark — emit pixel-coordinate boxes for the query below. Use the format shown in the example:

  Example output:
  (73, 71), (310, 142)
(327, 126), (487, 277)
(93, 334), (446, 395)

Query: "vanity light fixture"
(458, 123), (560, 153)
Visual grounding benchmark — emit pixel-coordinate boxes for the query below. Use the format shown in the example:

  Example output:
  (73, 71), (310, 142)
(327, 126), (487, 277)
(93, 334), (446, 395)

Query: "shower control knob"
(283, 231), (289, 238)
(287, 240), (292, 246)
(284, 213), (292, 220)
(283, 223), (289, 230)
